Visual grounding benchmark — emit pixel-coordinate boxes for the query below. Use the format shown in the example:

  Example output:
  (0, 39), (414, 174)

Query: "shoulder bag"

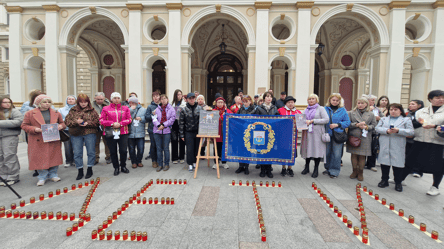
(105, 107), (122, 138)
(59, 130), (70, 142)
(328, 109), (348, 143)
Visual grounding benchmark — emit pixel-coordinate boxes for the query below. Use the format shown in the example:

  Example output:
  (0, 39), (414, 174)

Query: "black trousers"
(185, 132), (199, 165)
(381, 164), (403, 184)
(239, 163), (249, 168)
(171, 128), (185, 161)
(214, 142), (226, 164)
(106, 134), (129, 169)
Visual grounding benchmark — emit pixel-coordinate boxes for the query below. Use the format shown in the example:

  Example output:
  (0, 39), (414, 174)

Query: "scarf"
(214, 105), (226, 120)
(161, 105), (167, 124)
(305, 103), (319, 120)
(263, 102), (272, 111)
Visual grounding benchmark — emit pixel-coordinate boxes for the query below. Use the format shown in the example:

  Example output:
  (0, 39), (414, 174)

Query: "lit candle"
(266, 181), (269, 187)
(156, 179), (159, 184)
(260, 181), (263, 186)
(123, 230), (128, 240)
(171, 198), (175, 205)
(246, 180), (249, 186)
(420, 223), (426, 232)
(354, 226), (359, 236)
(115, 231), (120, 240)
(64, 187), (68, 193)
(239, 180), (242, 186)
(375, 194), (379, 200)
(92, 230), (98, 240)
(312, 182), (315, 188)
(347, 220), (352, 228)
(174, 179), (177, 184)
(66, 227), (73, 237)
(382, 198), (386, 205)
(149, 197), (153, 205)
(278, 181), (282, 187)
(73, 223), (78, 232)
(131, 231), (136, 241)
(72, 184), (76, 190)
(133, 194), (137, 201)
(329, 201), (333, 209)
(179, 179), (182, 184)
(113, 212), (117, 220)
(361, 221), (367, 229)
(334, 206), (338, 213)
(20, 211), (25, 219)
(142, 232), (148, 241)
(85, 181), (89, 187)
(261, 232), (266, 242)
(125, 201), (129, 207)
(108, 216), (112, 224)
(78, 182), (82, 188)
(362, 234), (368, 244)
(121, 204), (126, 211)
(317, 188), (321, 194)
(169, 179), (172, 185)
(107, 230), (112, 240)
(369, 189), (373, 196)
(39, 194), (44, 201)
(232, 180), (235, 186)
(129, 197), (133, 204)
(5, 210), (11, 218)
(166, 197), (170, 205)
(57, 212), (62, 220)
(252, 180), (256, 186)
(361, 215), (366, 222)
(137, 198), (141, 204)
(389, 203), (394, 210)
(398, 209), (404, 217)
(343, 215), (347, 223)
(432, 231), (438, 240)
(313, 184), (316, 190)
(90, 179), (95, 184)
(363, 186), (367, 192)
(326, 198), (330, 204)
(13, 211), (19, 219)
(70, 213), (75, 221)
(33, 211), (39, 219)
(137, 190), (141, 197)
(85, 213), (91, 222)
(154, 197), (158, 204)
(117, 208), (122, 215)
(137, 231), (142, 241)
(98, 225), (103, 233)
(99, 231), (105, 240)
(161, 197), (165, 205)
(161, 179), (164, 184)
(362, 227), (368, 236)
(30, 197), (35, 204)
(41, 211), (47, 220)
(338, 210), (342, 218)
(19, 200), (25, 207)
(143, 197), (147, 205)
(409, 215), (414, 224)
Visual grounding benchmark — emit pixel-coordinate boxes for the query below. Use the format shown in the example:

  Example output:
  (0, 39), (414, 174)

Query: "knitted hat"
(110, 92), (121, 100)
(34, 94), (51, 106)
(128, 96), (138, 104)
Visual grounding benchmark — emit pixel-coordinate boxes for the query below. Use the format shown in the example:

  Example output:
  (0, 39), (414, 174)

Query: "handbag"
(347, 135), (361, 147)
(328, 109), (348, 144)
(105, 107), (123, 139)
(321, 133), (331, 143)
(59, 130), (70, 142)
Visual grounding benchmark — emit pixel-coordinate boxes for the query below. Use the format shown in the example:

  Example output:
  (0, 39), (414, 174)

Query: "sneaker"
(212, 164), (218, 169)
(427, 186), (440, 196)
(193, 163), (196, 169)
(330, 175), (338, 179)
(223, 164), (229, 169)
(106, 159), (112, 164)
(37, 180), (45, 186)
(173, 161), (178, 164)
(51, 177), (61, 182)
(322, 170), (329, 175)
(180, 160), (185, 164)
(6, 180), (20, 186)
(0, 181), (4, 186)
(370, 168), (377, 172)
(288, 168), (294, 177)
(412, 173), (422, 178)
(64, 163), (71, 168)
(188, 165), (193, 172)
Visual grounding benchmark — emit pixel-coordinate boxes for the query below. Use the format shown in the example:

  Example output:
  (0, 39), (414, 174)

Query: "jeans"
(106, 134), (129, 169)
(128, 137), (145, 164)
(148, 132), (157, 162)
(63, 130), (74, 164)
(324, 139), (344, 176)
(171, 128), (185, 161)
(154, 133), (171, 167)
(71, 133), (97, 169)
(185, 132), (199, 165)
(37, 166), (58, 181)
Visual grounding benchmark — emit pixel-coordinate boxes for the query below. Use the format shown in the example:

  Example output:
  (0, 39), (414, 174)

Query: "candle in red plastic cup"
(20, 211), (25, 219)
(369, 189), (373, 196)
(326, 198), (330, 204)
(389, 203), (394, 210)
(131, 231), (136, 241)
(174, 179), (177, 184)
(382, 198), (386, 205)
(338, 210), (342, 218)
(115, 231), (120, 240)
(5, 210), (11, 218)
(20, 200), (25, 207)
(129, 197), (133, 204)
(354, 226), (359, 236)
(278, 181), (282, 187)
(375, 194), (379, 200)
(161, 197), (165, 205)
(108, 216), (112, 224)
(261, 232), (266, 242)
(72, 184), (76, 190)
(363, 186), (367, 192)
(142, 232), (148, 241)
(85, 213), (91, 222)
(347, 220), (352, 228)
(272, 181), (275, 187)
(99, 231), (105, 240)
(329, 202), (333, 208)
(56, 212), (61, 220)
(137, 198), (141, 204)
(113, 212), (117, 220)
(420, 223), (426, 232)
(362, 234), (368, 244)
(362, 227), (368, 236)
(232, 180), (235, 186)
(107, 230), (112, 240)
(137, 190), (141, 197)
(85, 181), (89, 187)
(39, 194), (44, 201)
(78, 183), (82, 188)
(149, 197), (153, 204)
(123, 230), (128, 240)
(246, 180), (249, 186)
(70, 213), (75, 221)
(72, 223), (78, 232)
(260, 181), (263, 186)
(154, 197), (158, 204)
(156, 178), (159, 184)
(171, 198), (175, 205)
(66, 227), (73, 237)
(312, 182), (315, 188)
(92, 230), (98, 240)
(142, 197), (147, 205)
(432, 231), (438, 240)
(62, 212), (68, 220)
(169, 179), (172, 185)
(41, 211), (47, 220)
(166, 197), (170, 205)
(399, 209), (404, 217)
(117, 208), (122, 215)
(239, 180), (242, 186)
(266, 181), (269, 187)
(13, 211), (19, 219)
(103, 220), (108, 229)
(409, 215), (414, 224)
(137, 231), (142, 241)
(343, 215), (347, 223)
(361, 221), (367, 229)
(179, 179), (182, 184)
(161, 179), (164, 184)
(64, 187), (68, 193)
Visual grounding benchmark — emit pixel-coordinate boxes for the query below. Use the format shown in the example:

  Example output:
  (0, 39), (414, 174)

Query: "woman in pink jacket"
(100, 92), (132, 176)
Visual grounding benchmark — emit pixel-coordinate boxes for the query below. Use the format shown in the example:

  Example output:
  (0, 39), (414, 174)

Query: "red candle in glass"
(149, 197), (153, 204)
(115, 231), (120, 240)
(137, 232), (142, 241)
(123, 231), (128, 240)
(85, 181), (89, 187)
(260, 181), (263, 186)
(323, 194), (327, 201)
(90, 179), (94, 184)
(117, 208), (122, 215)
(62, 212), (68, 220)
(347, 220), (352, 228)
(142, 197), (147, 205)
(125, 201), (129, 208)
(362, 227), (368, 236)
(129, 197), (133, 204)
(338, 210), (342, 218)
(246, 180), (249, 186)
(154, 197), (158, 204)
(266, 181), (269, 187)
(78, 183), (82, 188)
(156, 179), (160, 184)
(329, 202), (333, 209)
(174, 179), (177, 184)
(73, 223), (78, 232)
(161, 179), (164, 184)
(369, 189), (373, 196)
(72, 184), (76, 190)
(361, 222), (367, 229)
(239, 180), (242, 186)
(166, 197), (170, 205)
(375, 194), (379, 200)
(142, 232), (148, 241)
(99, 231), (105, 240)
(362, 234), (368, 244)
(232, 180), (235, 186)
(261, 232), (266, 242)
(179, 179), (182, 184)
(432, 231), (438, 240)
(252, 180), (256, 186)
(56, 212), (61, 220)
(20, 211), (25, 219)
(70, 213), (75, 221)
(103, 221), (108, 229)
(131, 231), (136, 241)
(137, 198), (141, 204)
(0, 210), (6, 218)
(106, 231), (112, 240)
(26, 211), (31, 219)
(5, 210), (11, 218)
(98, 225), (103, 233)
(326, 198), (330, 204)
(78, 219), (84, 227)
(161, 197), (165, 205)
(13, 211), (19, 219)
(184, 179), (187, 184)
(39, 194), (44, 201)
(312, 182), (315, 188)
(64, 187), (68, 193)
(389, 203), (394, 210)
(399, 209), (404, 217)
(409, 215), (414, 224)
(85, 213), (91, 222)
(92, 230), (98, 240)
(420, 223), (426, 232)
(363, 186), (367, 192)
(278, 181), (282, 187)
(343, 215), (347, 223)
(382, 198), (386, 205)
(19, 200), (25, 207)
(361, 215), (366, 222)
(108, 216), (113, 224)
(66, 227), (73, 237)
(353, 226), (359, 236)
(171, 198), (175, 205)
(41, 211), (47, 219)
(313, 184), (317, 190)
(317, 188), (321, 194)
(113, 212), (118, 220)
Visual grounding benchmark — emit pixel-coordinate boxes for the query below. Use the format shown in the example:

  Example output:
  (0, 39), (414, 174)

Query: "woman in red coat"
(212, 97), (232, 170)
(21, 95), (66, 186)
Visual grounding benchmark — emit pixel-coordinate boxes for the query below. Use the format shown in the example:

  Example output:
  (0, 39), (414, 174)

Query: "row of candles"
(79, 178), (100, 217)
(232, 180), (282, 188)
(156, 179), (186, 185)
(90, 179), (156, 241)
(253, 185), (267, 242)
(357, 183), (439, 241)
(312, 182), (369, 244)
(136, 197), (174, 205)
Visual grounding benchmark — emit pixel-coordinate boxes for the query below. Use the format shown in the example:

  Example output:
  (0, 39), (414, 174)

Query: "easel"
(194, 135), (220, 179)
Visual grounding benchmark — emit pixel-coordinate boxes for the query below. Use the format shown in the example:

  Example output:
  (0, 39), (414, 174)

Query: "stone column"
(88, 68), (99, 95)
(357, 69), (370, 97)
(144, 68), (153, 103)
(167, 3), (183, 98)
(126, 4), (143, 102)
(247, 46), (256, 97)
(295, 1), (314, 102)
(368, 46), (389, 97)
(242, 69), (248, 94)
(385, 1), (410, 102)
(43, 5), (61, 102)
(201, 69), (208, 97)
(254, 2), (271, 93)
(429, 1), (444, 91)
(59, 45), (79, 100)
(5, 6), (24, 101)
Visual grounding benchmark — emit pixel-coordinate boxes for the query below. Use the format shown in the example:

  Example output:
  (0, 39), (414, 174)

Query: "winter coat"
(346, 109), (377, 156)
(0, 108), (23, 137)
(65, 105), (100, 136)
(230, 104), (241, 114)
(153, 103), (176, 134)
(255, 103), (279, 115)
(376, 116), (414, 168)
(237, 105), (257, 115)
(172, 101), (186, 132)
(211, 108), (232, 143)
(20, 101), (30, 115)
(58, 96), (77, 131)
(21, 108), (66, 170)
(22, 104), (56, 114)
(99, 103), (132, 136)
(413, 105), (444, 145)
(92, 99), (110, 115)
(324, 106), (351, 136)
(300, 105), (329, 160)
(406, 111), (422, 144)
(128, 104), (147, 139)
(179, 103), (202, 138)
(145, 101), (160, 133)
(276, 99), (285, 109)
(278, 106), (302, 149)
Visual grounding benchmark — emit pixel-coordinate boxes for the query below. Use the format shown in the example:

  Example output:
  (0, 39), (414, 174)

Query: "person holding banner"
(22, 95), (66, 186)
(64, 94), (100, 180)
(171, 89), (186, 164)
(255, 92), (279, 178)
(153, 95), (176, 172)
(100, 92), (132, 176)
(179, 93), (202, 172)
(278, 96), (301, 177)
(323, 93), (350, 178)
(300, 94), (329, 178)
(212, 97), (232, 170)
(234, 95), (256, 175)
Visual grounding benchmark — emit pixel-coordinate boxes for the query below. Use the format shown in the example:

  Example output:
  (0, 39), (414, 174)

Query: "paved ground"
(1, 142), (444, 249)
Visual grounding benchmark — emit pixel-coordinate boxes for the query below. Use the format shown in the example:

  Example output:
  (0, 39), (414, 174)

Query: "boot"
(349, 166), (358, 179)
(288, 168), (294, 177)
(152, 162), (158, 168)
(244, 166), (249, 175)
(114, 166), (120, 176)
(33, 170), (39, 177)
(357, 164), (364, 181)
(281, 168), (287, 176)
(121, 166), (130, 174)
(255, 165), (260, 169)
(259, 165), (266, 177)
(266, 165), (273, 178)
(85, 167), (93, 179)
(378, 180), (389, 188)
(395, 183), (403, 192)
(76, 168), (84, 180)
(301, 163), (310, 175)
(311, 165), (319, 178)
(235, 166), (245, 174)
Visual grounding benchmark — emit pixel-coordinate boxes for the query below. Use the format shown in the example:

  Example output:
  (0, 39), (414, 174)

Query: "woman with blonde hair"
(300, 94), (329, 178)
(347, 97), (377, 181)
(323, 93), (350, 178)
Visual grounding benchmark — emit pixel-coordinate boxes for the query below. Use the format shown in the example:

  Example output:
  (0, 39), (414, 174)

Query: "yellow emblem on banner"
(243, 122), (275, 154)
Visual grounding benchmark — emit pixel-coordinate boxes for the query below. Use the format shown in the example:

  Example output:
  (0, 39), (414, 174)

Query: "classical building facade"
(3, 0), (444, 108)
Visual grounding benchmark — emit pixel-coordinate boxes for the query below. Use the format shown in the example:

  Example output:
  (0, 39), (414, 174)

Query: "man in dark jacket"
(268, 89), (277, 105)
(179, 93), (202, 172)
(275, 91), (286, 109)
(145, 92), (161, 168)
(93, 92), (111, 165)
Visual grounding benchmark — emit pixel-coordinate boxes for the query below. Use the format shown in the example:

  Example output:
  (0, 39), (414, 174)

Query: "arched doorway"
(270, 60), (289, 97)
(152, 60), (166, 94)
(24, 55), (46, 94)
(207, 54), (243, 105)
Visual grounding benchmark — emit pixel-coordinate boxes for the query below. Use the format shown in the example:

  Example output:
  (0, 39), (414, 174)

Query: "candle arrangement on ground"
(155, 178), (187, 185)
(229, 180), (281, 188)
(358, 184), (441, 243)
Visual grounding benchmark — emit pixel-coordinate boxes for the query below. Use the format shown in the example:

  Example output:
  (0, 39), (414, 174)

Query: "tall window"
(5, 75), (9, 95)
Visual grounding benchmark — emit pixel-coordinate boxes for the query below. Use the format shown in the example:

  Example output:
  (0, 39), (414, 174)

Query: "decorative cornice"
(388, 1), (411, 10)
(5, 6), (23, 13)
(433, 0), (444, 9)
(166, 3), (183, 10)
(89, 6), (96, 14)
(215, 4), (221, 12)
(42, 5), (60, 12)
(296, 1), (315, 9)
(346, 3), (354, 11)
(254, 2), (272, 10)
(126, 4), (143, 11)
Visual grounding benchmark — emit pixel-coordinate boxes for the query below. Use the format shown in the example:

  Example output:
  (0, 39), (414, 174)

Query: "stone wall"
(401, 61), (412, 109)
(76, 45), (92, 98)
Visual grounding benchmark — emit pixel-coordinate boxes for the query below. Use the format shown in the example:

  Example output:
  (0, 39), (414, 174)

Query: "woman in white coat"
(376, 103), (414, 192)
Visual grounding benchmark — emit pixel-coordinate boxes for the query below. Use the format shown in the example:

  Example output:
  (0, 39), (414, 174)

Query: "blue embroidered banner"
(222, 114), (296, 165)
